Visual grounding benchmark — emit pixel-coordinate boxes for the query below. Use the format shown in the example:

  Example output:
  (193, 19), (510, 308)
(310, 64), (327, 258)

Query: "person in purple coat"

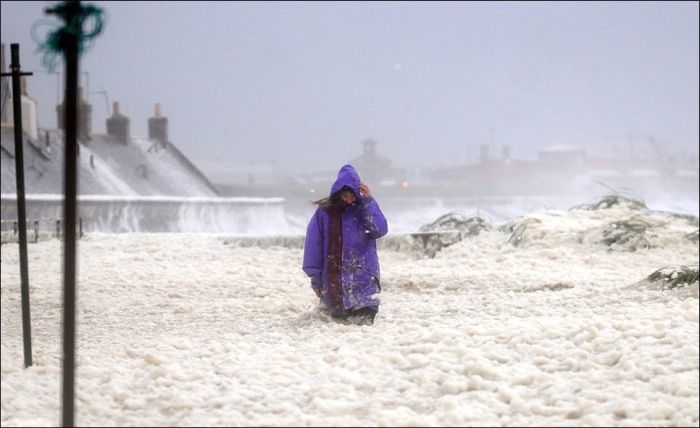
(303, 164), (388, 325)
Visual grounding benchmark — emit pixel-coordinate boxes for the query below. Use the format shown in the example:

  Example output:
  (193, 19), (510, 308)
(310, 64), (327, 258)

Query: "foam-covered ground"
(1, 202), (698, 426)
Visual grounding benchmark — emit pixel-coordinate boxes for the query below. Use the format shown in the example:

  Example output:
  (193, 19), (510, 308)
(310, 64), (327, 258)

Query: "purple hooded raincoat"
(302, 164), (388, 314)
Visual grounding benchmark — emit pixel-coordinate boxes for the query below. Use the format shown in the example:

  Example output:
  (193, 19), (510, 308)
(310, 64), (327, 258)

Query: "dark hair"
(310, 195), (333, 208)
(309, 186), (352, 207)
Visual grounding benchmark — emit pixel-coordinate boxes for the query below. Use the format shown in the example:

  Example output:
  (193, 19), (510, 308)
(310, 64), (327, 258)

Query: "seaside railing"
(0, 217), (84, 244)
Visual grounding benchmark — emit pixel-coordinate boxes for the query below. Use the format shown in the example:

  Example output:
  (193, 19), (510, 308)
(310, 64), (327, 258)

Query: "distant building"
(429, 140), (698, 197)
(0, 54), (218, 197)
(349, 138), (393, 185)
(537, 145), (586, 172)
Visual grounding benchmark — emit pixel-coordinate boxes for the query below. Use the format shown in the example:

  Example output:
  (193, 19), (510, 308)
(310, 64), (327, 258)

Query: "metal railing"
(0, 217), (84, 244)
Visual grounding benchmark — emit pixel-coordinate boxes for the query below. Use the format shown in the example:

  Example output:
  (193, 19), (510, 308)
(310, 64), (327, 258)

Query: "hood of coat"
(330, 164), (361, 197)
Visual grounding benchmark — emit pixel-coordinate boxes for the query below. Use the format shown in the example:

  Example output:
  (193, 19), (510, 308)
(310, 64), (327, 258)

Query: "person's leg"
(330, 311), (349, 322)
(348, 306), (378, 325)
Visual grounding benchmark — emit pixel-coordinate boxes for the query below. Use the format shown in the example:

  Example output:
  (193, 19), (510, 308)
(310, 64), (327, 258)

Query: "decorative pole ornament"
(38, 1), (105, 72)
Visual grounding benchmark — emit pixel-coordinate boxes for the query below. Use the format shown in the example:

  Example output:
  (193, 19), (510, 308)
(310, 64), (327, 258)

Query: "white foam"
(1, 202), (698, 426)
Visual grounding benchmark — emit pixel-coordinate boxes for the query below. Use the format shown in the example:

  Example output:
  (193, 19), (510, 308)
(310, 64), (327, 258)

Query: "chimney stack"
(0, 43), (8, 124)
(78, 87), (92, 140)
(479, 144), (489, 162)
(502, 145), (510, 160)
(56, 85), (92, 141)
(106, 101), (130, 144)
(148, 102), (168, 146)
(5, 70), (39, 140)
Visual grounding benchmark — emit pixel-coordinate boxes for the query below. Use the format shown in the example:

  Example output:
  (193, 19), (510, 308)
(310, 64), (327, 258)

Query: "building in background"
(1, 42), (218, 197)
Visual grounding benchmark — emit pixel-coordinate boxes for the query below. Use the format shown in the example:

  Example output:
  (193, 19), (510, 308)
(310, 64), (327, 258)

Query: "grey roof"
(1, 126), (218, 196)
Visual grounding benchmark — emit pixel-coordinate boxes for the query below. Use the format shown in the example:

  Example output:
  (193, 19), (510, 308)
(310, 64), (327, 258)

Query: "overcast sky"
(1, 1), (698, 174)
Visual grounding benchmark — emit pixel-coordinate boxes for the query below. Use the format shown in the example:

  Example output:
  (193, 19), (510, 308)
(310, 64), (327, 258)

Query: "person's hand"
(359, 182), (371, 198)
(313, 287), (322, 298)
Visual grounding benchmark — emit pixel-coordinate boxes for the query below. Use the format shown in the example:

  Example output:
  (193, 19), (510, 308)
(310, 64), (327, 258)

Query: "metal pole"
(58, 6), (80, 425)
(7, 43), (33, 368)
(44, 3), (104, 424)
(62, 45), (78, 428)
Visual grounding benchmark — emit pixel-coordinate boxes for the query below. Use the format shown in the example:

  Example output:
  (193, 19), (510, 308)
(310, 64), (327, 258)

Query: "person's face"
(340, 189), (356, 205)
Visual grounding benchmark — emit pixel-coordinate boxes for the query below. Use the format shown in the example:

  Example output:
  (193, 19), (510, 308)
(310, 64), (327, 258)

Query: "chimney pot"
(148, 103), (168, 145)
(55, 85), (92, 140)
(107, 101), (129, 144)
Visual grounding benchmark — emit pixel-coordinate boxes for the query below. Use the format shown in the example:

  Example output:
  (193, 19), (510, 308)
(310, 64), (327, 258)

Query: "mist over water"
(284, 191), (699, 237)
(0, 195), (293, 235)
(1, 173), (697, 235)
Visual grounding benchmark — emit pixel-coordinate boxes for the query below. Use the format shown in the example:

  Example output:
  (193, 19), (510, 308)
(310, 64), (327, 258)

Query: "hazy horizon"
(1, 1), (698, 176)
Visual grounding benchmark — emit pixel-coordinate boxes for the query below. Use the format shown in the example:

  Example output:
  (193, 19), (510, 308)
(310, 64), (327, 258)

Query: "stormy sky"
(1, 1), (698, 175)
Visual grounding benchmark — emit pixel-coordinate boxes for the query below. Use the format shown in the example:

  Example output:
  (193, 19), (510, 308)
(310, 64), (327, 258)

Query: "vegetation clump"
(570, 194), (647, 211)
(668, 214), (700, 227)
(414, 212), (491, 257)
(506, 218), (542, 247)
(598, 216), (654, 251)
(647, 265), (699, 290)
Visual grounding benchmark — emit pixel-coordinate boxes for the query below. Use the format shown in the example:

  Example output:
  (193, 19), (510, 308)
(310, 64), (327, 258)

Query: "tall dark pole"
(2, 44), (34, 368)
(39, 2), (104, 426)
(49, 2), (81, 425)
(42, 3), (104, 425)
(62, 30), (79, 428)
